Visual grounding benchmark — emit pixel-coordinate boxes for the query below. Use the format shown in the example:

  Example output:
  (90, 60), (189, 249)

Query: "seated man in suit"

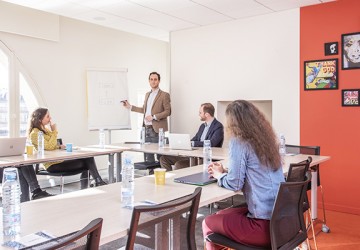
(160, 103), (224, 171)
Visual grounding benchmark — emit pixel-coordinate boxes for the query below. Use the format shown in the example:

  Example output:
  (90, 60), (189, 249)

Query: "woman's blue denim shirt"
(217, 138), (285, 220)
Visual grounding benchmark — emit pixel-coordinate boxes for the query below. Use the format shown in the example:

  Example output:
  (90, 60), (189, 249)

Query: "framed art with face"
(342, 32), (360, 70)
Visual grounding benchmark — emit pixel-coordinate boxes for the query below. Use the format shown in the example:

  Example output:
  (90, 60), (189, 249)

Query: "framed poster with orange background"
(304, 59), (338, 90)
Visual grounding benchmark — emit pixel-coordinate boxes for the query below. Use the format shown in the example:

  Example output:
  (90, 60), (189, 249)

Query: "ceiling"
(3, 0), (336, 41)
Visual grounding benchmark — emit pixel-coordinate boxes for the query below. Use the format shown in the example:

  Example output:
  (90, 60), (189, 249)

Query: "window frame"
(0, 40), (45, 137)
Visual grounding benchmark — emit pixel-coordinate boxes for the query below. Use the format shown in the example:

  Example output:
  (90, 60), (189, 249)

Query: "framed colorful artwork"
(342, 32), (360, 70)
(342, 89), (360, 106)
(304, 59), (338, 90)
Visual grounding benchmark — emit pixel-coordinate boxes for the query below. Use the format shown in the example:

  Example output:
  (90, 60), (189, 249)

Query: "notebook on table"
(0, 137), (27, 157)
(174, 171), (217, 186)
(168, 133), (195, 151)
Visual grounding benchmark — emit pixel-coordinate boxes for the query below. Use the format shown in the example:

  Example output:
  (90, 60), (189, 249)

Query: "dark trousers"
(0, 165), (39, 202)
(47, 157), (103, 189)
(144, 126), (160, 162)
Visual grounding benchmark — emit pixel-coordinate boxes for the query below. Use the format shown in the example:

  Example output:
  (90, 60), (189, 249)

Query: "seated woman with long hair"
(29, 107), (106, 188)
(203, 100), (285, 249)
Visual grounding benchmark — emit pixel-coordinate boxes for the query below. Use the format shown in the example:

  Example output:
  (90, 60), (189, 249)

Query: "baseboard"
(319, 202), (360, 215)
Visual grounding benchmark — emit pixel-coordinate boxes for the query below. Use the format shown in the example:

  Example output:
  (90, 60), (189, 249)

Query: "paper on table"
(2, 231), (55, 249)
(123, 200), (158, 209)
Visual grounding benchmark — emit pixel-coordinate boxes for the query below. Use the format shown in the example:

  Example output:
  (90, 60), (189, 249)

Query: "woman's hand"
(59, 144), (66, 150)
(49, 121), (57, 131)
(208, 162), (225, 179)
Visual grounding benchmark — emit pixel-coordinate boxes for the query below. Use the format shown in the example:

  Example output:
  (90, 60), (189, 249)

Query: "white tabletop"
(0, 165), (235, 247)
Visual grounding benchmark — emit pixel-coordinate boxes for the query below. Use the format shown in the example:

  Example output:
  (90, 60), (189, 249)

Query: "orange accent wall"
(301, 0), (360, 215)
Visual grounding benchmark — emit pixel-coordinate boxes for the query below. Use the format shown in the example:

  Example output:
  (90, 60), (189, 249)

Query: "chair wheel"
(322, 224), (330, 233)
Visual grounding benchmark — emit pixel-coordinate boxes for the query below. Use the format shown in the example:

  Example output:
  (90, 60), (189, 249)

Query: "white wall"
(170, 9), (300, 145)
(0, 13), (169, 151)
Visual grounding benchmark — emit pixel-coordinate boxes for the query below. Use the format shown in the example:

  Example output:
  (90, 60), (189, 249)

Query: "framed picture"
(342, 89), (360, 106)
(342, 32), (360, 70)
(304, 59), (338, 90)
(324, 42), (338, 56)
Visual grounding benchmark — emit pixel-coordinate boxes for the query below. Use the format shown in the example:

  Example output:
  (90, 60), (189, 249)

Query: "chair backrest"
(285, 144), (321, 187)
(23, 218), (103, 250)
(285, 144), (320, 156)
(270, 177), (310, 250)
(286, 156), (312, 182)
(126, 187), (202, 250)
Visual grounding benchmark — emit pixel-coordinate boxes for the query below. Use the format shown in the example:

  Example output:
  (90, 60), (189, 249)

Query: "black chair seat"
(34, 164), (89, 193)
(206, 233), (270, 250)
(36, 169), (86, 176)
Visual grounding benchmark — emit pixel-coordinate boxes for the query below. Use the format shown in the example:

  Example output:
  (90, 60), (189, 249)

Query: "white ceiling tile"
(168, 4), (232, 26)
(1, 0), (335, 41)
(257, 0), (321, 11)
(91, 1), (196, 31)
(128, 0), (195, 13)
(2, 0), (47, 8)
(193, 0), (273, 18)
(70, 0), (126, 9)
(34, 1), (92, 16)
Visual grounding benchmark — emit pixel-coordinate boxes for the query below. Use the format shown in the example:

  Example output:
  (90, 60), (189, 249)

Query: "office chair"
(285, 144), (330, 234)
(34, 164), (90, 194)
(287, 157), (318, 250)
(125, 187), (202, 250)
(23, 218), (103, 250)
(206, 177), (311, 250)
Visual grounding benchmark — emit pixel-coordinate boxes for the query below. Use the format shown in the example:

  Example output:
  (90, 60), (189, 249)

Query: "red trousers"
(202, 207), (271, 250)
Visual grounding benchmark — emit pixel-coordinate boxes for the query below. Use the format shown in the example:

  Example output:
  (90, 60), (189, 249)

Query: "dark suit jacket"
(131, 89), (171, 133)
(191, 118), (224, 147)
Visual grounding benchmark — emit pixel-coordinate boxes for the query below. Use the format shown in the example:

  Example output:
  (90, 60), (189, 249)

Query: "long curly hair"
(225, 100), (281, 170)
(28, 107), (48, 135)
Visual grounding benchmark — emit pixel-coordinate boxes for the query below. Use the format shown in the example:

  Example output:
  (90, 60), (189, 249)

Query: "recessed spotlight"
(94, 16), (106, 21)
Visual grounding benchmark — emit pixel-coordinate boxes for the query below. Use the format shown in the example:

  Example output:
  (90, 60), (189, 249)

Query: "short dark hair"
(201, 103), (215, 117)
(149, 72), (160, 81)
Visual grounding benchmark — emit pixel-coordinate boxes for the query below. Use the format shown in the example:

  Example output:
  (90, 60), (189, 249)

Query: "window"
(0, 41), (43, 138)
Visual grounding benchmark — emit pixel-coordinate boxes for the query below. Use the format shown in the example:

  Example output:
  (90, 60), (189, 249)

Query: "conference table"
(116, 143), (330, 220)
(0, 165), (235, 248)
(0, 154), (329, 248)
(0, 145), (130, 183)
(0, 142), (330, 221)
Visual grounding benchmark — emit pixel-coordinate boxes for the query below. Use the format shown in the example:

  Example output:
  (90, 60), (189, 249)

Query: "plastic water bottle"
(99, 129), (105, 149)
(2, 168), (21, 236)
(140, 127), (145, 144)
(37, 131), (44, 157)
(279, 133), (286, 156)
(121, 155), (134, 207)
(203, 140), (212, 171)
(158, 128), (165, 148)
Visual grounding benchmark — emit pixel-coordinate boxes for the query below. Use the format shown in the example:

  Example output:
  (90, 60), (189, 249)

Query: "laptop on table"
(0, 137), (27, 157)
(174, 171), (217, 186)
(168, 133), (195, 151)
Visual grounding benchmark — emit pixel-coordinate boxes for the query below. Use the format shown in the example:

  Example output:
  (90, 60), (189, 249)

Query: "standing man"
(123, 72), (171, 162)
(160, 103), (224, 171)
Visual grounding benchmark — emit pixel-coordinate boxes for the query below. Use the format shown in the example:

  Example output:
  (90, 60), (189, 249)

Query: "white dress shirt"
(144, 88), (159, 125)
